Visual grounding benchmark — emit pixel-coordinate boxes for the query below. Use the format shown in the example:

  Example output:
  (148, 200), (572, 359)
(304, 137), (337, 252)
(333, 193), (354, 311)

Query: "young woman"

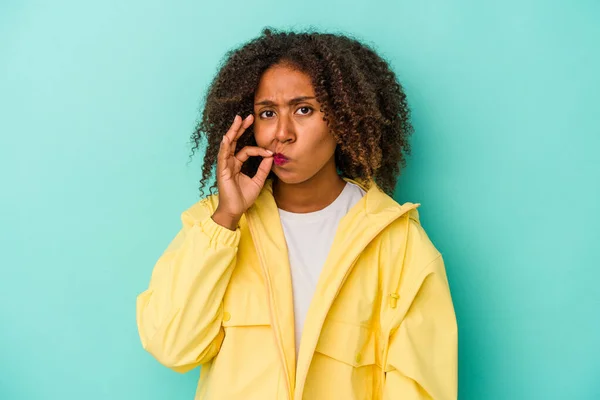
(136, 28), (457, 400)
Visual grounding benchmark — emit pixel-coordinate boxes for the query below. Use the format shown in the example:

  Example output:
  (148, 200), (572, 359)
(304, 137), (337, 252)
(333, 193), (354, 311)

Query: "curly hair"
(189, 27), (414, 197)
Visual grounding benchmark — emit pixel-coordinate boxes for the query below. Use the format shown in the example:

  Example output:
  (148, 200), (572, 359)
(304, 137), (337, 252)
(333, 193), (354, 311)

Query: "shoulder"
(378, 202), (443, 281)
(402, 205), (441, 266)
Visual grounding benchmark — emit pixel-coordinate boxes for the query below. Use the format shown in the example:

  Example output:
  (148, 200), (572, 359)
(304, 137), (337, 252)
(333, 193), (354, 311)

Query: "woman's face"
(253, 63), (337, 185)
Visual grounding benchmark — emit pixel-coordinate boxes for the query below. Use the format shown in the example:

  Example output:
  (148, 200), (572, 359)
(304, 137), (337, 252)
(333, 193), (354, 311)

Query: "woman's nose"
(275, 116), (294, 143)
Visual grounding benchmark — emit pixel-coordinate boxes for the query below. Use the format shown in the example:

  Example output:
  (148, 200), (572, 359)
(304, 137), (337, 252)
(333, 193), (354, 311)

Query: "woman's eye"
(259, 110), (275, 118)
(296, 106), (313, 115)
(259, 107), (312, 119)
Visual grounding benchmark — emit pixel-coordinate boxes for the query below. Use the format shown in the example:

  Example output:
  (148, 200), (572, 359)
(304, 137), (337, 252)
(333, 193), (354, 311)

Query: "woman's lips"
(273, 153), (289, 166)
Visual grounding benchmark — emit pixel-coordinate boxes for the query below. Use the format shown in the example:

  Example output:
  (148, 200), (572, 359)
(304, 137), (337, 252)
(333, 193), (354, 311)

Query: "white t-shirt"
(277, 181), (367, 357)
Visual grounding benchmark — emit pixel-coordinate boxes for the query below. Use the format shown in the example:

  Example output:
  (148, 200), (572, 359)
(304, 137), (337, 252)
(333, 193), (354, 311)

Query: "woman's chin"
(271, 167), (306, 185)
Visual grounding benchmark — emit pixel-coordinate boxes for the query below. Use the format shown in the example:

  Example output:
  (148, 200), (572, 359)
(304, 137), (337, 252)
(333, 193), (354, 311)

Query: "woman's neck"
(273, 165), (346, 214)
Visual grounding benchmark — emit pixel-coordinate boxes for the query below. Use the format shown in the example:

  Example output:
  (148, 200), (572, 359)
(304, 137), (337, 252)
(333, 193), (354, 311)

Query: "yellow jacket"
(136, 177), (458, 399)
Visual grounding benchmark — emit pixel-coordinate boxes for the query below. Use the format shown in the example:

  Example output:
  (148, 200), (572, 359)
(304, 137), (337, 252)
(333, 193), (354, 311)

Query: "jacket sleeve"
(136, 200), (241, 373)
(383, 254), (458, 400)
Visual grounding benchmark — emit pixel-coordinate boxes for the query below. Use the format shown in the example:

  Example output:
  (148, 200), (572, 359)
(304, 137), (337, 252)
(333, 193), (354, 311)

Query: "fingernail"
(266, 150), (273, 155)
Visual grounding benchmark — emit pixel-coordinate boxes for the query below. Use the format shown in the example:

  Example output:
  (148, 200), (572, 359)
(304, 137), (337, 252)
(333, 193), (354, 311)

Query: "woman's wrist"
(211, 208), (241, 231)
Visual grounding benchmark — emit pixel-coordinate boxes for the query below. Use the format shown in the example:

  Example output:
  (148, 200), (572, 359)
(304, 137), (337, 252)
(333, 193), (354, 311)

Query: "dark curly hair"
(189, 27), (414, 197)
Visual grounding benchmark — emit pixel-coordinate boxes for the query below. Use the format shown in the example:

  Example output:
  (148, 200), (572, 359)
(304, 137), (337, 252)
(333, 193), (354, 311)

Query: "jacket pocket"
(307, 318), (382, 399)
(209, 303), (279, 399)
(221, 305), (271, 328)
(221, 287), (271, 328)
(315, 318), (377, 367)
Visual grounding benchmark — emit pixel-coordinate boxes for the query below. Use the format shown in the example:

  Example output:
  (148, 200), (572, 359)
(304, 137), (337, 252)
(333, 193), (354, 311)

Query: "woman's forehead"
(254, 65), (315, 102)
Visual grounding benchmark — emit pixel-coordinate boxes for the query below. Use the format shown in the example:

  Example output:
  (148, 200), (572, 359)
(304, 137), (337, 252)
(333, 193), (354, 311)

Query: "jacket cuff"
(199, 213), (241, 248)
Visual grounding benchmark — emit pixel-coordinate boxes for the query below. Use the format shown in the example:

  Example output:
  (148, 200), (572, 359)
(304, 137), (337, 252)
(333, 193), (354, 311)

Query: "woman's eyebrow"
(254, 96), (316, 106)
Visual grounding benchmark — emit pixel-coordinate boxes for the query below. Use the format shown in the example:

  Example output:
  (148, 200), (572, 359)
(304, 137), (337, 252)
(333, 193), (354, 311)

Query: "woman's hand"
(211, 114), (273, 230)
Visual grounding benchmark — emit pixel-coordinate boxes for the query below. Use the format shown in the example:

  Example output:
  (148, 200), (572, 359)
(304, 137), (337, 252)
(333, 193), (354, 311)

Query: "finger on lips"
(235, 146), (273, 163)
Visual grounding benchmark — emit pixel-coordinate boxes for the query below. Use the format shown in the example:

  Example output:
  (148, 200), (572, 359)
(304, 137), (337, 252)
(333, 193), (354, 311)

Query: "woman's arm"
(383, 254), (458, 399)
(136, 200), (240, 373)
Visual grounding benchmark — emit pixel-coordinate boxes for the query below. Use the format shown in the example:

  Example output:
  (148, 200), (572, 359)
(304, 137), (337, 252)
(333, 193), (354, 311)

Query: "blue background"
(1, 0), (599, 399)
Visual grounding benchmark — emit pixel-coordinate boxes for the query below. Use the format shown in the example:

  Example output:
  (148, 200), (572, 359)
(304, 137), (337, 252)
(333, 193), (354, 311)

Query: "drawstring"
(381, 209), (414, 398)
(388, 293), (400, 308)
(387, 210), (411, 311)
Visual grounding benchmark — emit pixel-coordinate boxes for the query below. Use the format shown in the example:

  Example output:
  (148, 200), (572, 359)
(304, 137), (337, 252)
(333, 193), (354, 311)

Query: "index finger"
(225, 114), (254, 152)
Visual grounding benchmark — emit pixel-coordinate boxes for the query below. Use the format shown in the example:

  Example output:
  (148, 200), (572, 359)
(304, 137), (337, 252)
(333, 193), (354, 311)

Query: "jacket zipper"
(247, 216), (293, 400)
